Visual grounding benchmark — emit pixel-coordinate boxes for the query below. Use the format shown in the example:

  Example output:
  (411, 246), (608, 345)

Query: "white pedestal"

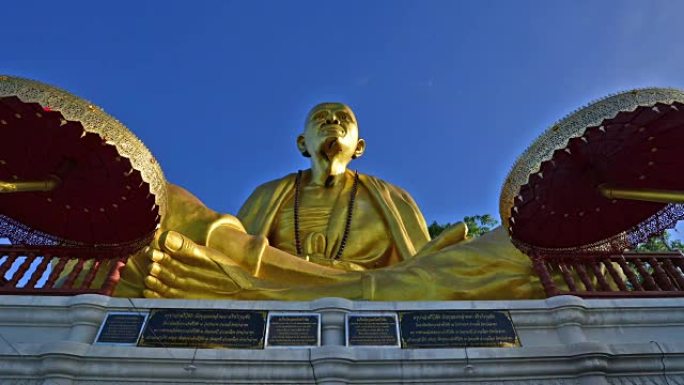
(1, 295), (683, 384)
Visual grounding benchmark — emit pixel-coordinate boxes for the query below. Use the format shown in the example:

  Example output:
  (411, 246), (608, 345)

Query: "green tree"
(633, 230), (684, 252)
(427, 221), (450, 238)
(428, 214), (499, 239)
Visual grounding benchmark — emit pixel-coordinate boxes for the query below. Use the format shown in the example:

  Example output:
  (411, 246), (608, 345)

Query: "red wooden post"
(603, 259), (628, 291)
(81, 259), (102, 289)
(0, 252), (18, 280)
(616, 257), (643, 291)
(44, 255), (69, 289)
(573, 262), (595, 291)
(62, 258), (86, 288)
(8, 253), (37, 286)
(26, 254), (52, 288)
(100, 256), (127, 296)
(634, 258), (659, 291)
(559, 262), (578, 292)
(674, 258), (684, 273)
(591, 262), (611, 291)
(662, 258), (684, 290)
(649, 257), (674, 291)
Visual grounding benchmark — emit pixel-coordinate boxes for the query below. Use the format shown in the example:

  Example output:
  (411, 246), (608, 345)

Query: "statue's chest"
(270, 184), (391, 265)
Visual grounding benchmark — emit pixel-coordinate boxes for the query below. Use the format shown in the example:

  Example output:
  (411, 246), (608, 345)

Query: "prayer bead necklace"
(294, 170), (359, 260)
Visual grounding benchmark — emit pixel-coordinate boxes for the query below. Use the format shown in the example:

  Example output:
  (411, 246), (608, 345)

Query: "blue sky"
(2, 0), (683, 239)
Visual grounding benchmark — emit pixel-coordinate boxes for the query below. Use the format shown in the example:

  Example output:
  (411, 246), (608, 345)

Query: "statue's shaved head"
(297, 102), (365, 167)
(305, 102), (356, 127)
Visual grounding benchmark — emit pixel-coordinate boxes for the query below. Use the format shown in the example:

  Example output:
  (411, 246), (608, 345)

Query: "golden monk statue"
(114, 103), (545, 300)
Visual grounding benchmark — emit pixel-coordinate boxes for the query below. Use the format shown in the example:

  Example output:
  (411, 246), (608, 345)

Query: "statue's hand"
(143, 231), (254, 299)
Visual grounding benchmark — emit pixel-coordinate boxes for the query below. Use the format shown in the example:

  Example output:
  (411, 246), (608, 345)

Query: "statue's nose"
(326, 118), (340, 125)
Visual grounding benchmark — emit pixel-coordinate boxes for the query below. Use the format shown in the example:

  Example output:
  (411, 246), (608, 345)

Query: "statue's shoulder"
(249, 172), (297, 197)
(358, 172), (430, 251)
(237, 172), (298, 228)
(238, 173), (297, 216)
(358, 172), (416, 203)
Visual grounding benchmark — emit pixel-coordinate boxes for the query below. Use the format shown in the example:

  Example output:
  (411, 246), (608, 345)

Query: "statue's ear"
(352, 138), (366, 159)
(297, 135), (311, 157)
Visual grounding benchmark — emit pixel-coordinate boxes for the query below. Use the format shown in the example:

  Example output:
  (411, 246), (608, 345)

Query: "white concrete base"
(1, 295), (684, 384)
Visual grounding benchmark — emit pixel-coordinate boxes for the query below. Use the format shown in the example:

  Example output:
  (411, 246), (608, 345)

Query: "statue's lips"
(319, 124), (345, 137)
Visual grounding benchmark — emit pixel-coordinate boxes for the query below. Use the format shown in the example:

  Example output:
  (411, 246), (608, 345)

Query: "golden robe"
(237, 170), (431, 269)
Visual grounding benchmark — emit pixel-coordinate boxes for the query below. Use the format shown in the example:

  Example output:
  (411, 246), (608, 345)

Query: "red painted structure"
(532, 251), (684, 298)
(0, 245), (128, 296)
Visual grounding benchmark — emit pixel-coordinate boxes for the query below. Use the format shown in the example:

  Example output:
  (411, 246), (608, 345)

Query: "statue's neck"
(309, 160), (348, 187)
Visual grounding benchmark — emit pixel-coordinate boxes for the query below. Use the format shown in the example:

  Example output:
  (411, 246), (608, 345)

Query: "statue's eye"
(312, 111), (327, 121)
(337, 112), (351, 122)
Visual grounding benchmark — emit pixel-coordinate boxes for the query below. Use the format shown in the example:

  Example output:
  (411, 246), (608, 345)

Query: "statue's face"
(299, 103), (363, 163)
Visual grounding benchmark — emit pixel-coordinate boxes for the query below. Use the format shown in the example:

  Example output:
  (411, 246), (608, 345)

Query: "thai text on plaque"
(95, 312), (148, 345)
(266, 313), (320, 347)
(346, 313), (400, 347)
(138, 309), (267, 349)
(398, 310), (520, 349)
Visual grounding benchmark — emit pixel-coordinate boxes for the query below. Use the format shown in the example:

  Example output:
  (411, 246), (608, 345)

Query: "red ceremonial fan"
(501, 88), (684, 255)
(0, 76), (167, 251)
